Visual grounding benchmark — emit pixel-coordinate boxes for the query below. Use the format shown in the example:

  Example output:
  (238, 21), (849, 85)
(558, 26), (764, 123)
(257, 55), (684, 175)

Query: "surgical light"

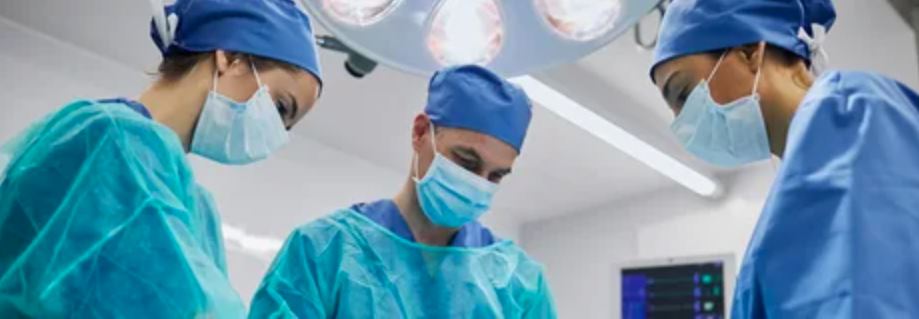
(299, 0), (662, 76)
(536, 0), (622, 41)
(299, 0), (721, 196)
(427, 0), (504, 66)
(321, 0), (403, 27)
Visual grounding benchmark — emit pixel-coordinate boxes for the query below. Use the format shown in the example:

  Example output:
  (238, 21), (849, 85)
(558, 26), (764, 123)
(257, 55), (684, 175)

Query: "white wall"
(521, 164), (776, 318)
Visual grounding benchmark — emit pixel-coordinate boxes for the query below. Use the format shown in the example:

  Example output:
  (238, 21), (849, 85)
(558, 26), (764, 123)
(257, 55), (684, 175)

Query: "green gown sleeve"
(0, 100), (245, 318)
(523, 272), (558, 318)
(248, 227), (329, 319)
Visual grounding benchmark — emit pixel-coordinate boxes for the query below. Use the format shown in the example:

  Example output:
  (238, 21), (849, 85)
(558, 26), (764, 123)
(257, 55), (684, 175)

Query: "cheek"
(708, 79), (746, 105)
(216, 76), (260, 103)
(707, 68), (755, 105)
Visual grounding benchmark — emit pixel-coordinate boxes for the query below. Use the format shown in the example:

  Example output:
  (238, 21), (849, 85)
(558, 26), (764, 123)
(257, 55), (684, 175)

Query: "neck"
(763, 71), (813, 158)
(392, 177), (459, 246)
(138, 74), (209, 151)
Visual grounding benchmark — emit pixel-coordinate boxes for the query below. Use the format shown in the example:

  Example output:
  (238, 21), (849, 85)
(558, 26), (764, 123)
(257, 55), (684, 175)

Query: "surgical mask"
(191, 62), (289, 165)
(670, 48), (771, 167)
(413, 125), (498, 228)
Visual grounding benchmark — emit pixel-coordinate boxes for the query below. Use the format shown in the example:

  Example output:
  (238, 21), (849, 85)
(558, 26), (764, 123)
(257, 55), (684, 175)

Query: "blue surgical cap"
(151, 0), (322, 84)
(651, 0), (836, 78)
(425, 65), (533, 153)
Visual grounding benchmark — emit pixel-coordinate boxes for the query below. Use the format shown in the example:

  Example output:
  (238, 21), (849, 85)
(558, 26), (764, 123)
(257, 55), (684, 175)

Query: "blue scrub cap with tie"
(651, 0), (836, 78)
(150, 0), (322, 85)
(425, 65), (533, 154)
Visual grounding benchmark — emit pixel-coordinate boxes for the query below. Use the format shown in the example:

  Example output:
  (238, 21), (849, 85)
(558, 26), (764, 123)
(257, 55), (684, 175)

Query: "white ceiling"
(0, 0), (916, 228)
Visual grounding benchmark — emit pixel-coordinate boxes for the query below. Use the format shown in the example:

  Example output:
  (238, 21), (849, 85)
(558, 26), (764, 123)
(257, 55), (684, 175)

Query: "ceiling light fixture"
(299, 0), (661, 76)
(510, 76), (721, 197)
(427, 0), (504, 66)
(321, 0), (403, 27)
(535, 0), (622, 41)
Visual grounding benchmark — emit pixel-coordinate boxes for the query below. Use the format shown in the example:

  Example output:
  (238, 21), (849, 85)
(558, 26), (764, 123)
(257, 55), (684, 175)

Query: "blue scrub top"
(733, 70), (919, 318)
(351, 199), (497, 248)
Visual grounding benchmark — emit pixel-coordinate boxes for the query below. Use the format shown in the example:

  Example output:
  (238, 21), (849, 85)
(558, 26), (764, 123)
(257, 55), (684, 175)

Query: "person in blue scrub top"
(248, 65), (557, 318)
(650, 0), (919, 317)
(0, 0), (322, 317)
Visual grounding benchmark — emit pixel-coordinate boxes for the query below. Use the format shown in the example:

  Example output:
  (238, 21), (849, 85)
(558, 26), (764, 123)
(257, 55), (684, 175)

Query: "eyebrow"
(452, 146), (482, 164)
(452, 146), (513, 178)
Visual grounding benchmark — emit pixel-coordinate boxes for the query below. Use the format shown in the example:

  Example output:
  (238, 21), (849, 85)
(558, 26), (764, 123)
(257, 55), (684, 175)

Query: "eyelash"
(677, 90), (689, 104)
(458, 158), (480, 171)
(276, 103), (290, 117)
(676, 91), (689, 108)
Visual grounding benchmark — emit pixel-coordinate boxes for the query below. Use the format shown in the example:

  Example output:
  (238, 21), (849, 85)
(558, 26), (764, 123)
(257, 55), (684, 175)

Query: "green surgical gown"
(0, 100), (245, 318)
(248, 209), (557, 318)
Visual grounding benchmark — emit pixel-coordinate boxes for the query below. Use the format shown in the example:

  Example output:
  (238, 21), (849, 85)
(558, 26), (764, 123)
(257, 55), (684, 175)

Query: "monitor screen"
(622, 261), (725, 319)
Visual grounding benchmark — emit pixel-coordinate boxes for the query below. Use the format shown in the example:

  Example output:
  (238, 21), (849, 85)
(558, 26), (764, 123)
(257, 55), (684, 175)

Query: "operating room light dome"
(535, 0), (622, 41)
(427, 0), (505, 66)
(321, 0), (403, 26)
(300, 0), (659, 76)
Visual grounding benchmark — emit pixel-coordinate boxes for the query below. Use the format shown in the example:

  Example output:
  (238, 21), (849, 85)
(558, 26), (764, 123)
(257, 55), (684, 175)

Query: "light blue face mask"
(414, 125), (498, 228)
(670, 49), (771, 167)
(191, 63), (290, 165)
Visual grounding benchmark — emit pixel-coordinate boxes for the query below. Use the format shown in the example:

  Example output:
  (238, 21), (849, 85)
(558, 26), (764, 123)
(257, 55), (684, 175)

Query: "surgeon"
(0, 0), (322, 317)
(248, 65), (556, 318)
(650, 0), (919, 317)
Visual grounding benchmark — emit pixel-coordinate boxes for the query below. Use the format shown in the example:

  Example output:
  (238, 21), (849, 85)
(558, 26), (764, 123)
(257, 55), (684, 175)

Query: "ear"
(214, 50), (231, 75)
(737, 42), (767, 74)
(411, 113), (431, 153)
(215, 50), (250, 77)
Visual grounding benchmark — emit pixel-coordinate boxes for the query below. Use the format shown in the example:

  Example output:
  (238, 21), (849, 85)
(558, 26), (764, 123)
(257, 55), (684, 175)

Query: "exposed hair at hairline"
(708, 43), (803, 67)
(156, 49), (300, 82)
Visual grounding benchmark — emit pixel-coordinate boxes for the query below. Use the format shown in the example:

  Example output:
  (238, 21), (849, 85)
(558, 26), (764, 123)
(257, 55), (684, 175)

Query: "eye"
(452, 156), (480, 174)
(276, 103), (290, 119)
(460, 159), (479, 173)
(675, 89), (690, 109)
(678, 90), (689, 102)
(487, 172), (506, 183)
(676, 93), (688, 106)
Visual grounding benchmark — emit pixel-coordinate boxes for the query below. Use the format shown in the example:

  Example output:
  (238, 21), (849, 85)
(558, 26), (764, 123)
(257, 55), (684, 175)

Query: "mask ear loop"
(706, 50), (729, 83)
(250, 61), (265, 88)
(412, 153), (421, 182)
(212, 67), (219, 92)
(428, 122), (438, 151)
(751, 41), (766, 99)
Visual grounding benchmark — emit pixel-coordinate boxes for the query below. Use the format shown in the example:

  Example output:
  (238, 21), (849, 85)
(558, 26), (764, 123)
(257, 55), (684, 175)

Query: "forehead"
(436, 127), (519, 165)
